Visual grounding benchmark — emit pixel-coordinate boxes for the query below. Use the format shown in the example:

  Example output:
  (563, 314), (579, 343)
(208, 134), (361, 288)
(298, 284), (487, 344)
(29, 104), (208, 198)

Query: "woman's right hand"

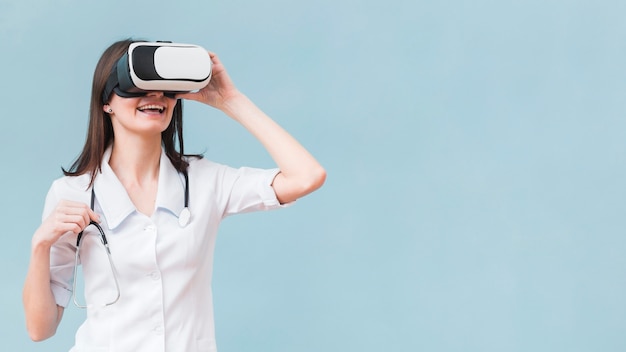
(24, 199), (98, 341)
(32, 200), (100, 248)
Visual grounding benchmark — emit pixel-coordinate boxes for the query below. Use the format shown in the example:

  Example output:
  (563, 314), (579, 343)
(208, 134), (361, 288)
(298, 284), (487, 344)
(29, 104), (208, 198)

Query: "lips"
(137, 104), (165, 113)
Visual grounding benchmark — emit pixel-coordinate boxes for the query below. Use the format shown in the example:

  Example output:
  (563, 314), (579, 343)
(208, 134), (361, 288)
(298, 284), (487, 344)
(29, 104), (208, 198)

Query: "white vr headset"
(102, 41), (212, 102)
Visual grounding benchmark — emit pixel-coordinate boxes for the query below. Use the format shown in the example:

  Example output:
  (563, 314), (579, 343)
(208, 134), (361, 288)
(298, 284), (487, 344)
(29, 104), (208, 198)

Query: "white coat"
(45, 147), (288, 352)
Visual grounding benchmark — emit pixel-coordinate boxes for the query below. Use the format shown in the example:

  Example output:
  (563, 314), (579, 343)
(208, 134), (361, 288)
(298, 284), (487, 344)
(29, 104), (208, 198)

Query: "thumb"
(175, 91), (199, 101)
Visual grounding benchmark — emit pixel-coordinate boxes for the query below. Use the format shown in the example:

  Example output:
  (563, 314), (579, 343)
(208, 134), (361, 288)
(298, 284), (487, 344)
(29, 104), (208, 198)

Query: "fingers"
(174, 52), (220, 102)
(208, 52), (227, 77)
(33, 200), (101, 248)
(87, 206), (100, 223)
(60, 200), (99, 221)
(54, 212), (79, 234)
(208, 51), (220, 66)
(175, 51), (237, 108)
(175, 91), (200, 102)
(50, 200), (99, 235)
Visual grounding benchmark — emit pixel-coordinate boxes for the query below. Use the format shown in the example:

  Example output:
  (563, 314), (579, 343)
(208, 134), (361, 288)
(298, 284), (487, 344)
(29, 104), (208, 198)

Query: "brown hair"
(63, 38), (200, 187)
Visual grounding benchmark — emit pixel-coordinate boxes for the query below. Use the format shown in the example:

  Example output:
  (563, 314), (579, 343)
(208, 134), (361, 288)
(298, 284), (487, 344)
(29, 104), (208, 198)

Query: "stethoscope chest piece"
(179, 207), (191, 227)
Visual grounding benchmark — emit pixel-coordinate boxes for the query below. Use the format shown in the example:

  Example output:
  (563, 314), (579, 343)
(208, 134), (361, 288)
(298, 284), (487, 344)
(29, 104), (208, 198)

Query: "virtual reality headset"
(102, 41), (212, 103)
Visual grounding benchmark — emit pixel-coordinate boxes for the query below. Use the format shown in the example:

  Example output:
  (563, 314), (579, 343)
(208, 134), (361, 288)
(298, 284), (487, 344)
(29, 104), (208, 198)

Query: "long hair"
(63, 38), (200, 187)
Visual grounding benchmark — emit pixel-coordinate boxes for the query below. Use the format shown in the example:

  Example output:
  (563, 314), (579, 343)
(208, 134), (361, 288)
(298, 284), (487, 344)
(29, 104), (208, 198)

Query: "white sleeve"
(213, 165), (293, 218)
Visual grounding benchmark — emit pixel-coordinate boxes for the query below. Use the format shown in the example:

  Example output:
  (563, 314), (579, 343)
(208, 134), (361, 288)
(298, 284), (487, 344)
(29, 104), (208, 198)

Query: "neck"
(109, 137), (162, 186)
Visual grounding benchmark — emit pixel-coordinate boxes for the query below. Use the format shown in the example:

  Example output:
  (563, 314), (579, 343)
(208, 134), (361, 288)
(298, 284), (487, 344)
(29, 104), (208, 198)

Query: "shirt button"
(149, 271), (161, 280)
(145, 225), (156, 232)
(153, 325), (164, 335)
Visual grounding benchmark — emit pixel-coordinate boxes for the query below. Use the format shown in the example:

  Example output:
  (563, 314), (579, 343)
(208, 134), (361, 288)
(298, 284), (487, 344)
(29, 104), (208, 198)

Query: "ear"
(103, 105), (112, 114)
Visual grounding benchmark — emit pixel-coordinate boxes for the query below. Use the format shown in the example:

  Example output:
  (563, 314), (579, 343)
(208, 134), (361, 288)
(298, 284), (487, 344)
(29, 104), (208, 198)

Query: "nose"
(146, 91), (164, 98)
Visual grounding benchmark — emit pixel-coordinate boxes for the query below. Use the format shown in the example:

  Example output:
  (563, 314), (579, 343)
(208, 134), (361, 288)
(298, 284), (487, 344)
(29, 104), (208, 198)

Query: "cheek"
(109, 96), (139, 112)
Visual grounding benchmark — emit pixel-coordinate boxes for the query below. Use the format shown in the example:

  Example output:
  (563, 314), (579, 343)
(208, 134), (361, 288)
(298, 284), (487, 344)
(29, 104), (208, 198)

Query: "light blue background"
(2, 0), (625, 351)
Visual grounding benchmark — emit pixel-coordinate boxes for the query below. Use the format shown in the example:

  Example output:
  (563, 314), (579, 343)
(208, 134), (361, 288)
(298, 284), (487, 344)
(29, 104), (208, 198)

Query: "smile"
(137, 104), (165, 113)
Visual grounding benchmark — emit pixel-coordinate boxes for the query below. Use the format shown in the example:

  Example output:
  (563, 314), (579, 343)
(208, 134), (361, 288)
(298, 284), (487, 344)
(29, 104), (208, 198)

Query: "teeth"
(138, 105), (164, 112)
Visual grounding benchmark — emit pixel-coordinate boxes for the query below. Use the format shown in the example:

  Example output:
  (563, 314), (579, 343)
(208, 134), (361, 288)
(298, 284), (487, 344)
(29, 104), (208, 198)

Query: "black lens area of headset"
(131, 46), (160, 81)
(113, 86), (177, 100)
(102, 51), (180, 103)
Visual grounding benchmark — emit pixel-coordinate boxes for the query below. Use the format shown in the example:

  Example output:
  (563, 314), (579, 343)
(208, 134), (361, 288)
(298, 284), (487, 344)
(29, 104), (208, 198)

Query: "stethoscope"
(72, 171), (190, 309)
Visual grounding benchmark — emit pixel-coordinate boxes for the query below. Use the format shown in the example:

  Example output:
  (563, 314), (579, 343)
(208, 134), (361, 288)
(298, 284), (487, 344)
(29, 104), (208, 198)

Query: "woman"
(22, 39), (325, 351)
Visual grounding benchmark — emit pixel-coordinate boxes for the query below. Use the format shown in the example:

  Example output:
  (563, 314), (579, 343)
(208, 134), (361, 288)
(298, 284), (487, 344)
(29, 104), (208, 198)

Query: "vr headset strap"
(102, 66), (119, 104)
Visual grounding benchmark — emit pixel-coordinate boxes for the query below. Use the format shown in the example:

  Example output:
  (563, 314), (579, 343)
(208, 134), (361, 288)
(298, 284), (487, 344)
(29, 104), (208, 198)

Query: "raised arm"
(177, 52), (326, 203)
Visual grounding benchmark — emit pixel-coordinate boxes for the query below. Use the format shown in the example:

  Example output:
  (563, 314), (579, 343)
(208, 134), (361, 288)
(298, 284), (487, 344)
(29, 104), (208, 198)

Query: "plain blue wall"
(2, 0), (625, 351)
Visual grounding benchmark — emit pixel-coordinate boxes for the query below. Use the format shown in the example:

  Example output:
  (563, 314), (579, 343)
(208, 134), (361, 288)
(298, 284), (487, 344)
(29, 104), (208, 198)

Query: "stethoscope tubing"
(71, 170), (189, 309)
(72, 220), (121, 309)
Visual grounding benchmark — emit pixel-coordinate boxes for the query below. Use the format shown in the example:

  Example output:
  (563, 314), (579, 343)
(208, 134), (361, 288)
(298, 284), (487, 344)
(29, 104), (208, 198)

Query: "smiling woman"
(107, 91), (176, 142)
(22, 38), (326, 352)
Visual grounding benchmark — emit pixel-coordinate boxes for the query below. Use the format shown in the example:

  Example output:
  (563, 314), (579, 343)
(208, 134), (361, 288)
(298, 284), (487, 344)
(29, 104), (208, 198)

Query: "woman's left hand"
(176, 52), (240, 110)
(178, 51), (326, 203)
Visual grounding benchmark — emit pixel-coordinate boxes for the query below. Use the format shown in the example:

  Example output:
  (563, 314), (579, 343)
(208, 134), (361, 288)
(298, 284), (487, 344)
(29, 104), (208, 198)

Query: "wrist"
(221, 91), (251, 116)
(31, 230), (55, 252)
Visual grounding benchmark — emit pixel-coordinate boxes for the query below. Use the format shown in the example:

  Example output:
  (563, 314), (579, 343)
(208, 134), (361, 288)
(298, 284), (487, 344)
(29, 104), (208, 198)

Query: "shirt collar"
(94, 146), (186, 230)
(154, 149), (186, 219)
